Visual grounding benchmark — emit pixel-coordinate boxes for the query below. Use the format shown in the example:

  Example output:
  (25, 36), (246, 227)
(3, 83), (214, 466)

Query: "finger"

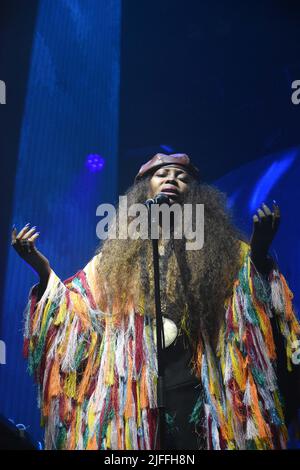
(261, 203), (272, 216)
(273, 202), (280, 217)
(11, 226), (17, 245)
(11, 227), (26, 252)
(252, 214), (262, 233)
(261, 203), (273, 228)
(16, 223), (31, 240)
(272, 201), (280, 216)
(22, 226), (37, 240)
(253, 213), (262, 227)
(257, 208), (266, 220)
(272, 203), (280, 231)
(27, 232), (40, 243)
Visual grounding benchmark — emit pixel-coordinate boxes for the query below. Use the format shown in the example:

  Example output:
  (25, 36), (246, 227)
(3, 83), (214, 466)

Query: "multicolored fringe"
(191, 245), (300, 449)
(23, 246), (300, 450)
(24, 257), (159, 450)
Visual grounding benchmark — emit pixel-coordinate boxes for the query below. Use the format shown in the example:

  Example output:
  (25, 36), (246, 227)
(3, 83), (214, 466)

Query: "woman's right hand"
(11, 224), (51, 283)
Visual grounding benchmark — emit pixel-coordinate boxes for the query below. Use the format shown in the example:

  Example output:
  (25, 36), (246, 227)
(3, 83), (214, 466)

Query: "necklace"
(152, 316), (178, 348)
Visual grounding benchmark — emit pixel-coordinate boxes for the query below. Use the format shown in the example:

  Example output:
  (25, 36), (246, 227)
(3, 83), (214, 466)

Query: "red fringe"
(147, 408), (158, 450)
(228, 377), (246, 423)
(135, 315), (144, 375)
(111, 378), (119, 417)
(23, 338), (29, 358)
(78, 271), (97, 310)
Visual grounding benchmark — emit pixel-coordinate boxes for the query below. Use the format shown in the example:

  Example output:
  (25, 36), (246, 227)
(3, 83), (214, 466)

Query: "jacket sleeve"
(23, 254), (105, 420)
(268, 268), (300, 428)
(240, 241), (300, 427)
(214, 241), (300, 449)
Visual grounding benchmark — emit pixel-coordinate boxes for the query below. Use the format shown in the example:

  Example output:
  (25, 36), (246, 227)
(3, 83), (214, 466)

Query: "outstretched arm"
(11, 223), (51, 299)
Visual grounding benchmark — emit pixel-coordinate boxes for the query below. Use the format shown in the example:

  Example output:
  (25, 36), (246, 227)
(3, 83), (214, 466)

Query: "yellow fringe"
(64, 370), (77, 398)
(53, 299), (67, 326)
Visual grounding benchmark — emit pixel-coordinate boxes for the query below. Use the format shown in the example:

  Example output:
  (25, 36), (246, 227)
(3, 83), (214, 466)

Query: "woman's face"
(148, 165), (192, 203)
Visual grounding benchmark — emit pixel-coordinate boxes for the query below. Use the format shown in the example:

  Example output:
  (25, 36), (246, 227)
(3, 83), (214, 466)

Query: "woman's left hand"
(250, 202), (280, 271)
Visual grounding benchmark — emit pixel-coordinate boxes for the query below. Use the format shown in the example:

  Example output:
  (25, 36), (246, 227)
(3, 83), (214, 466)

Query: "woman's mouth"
(160, 185), (179, 196)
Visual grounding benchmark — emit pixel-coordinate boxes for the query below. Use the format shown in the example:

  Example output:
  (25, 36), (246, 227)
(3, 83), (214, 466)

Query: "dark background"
(2, 0), (300, 251)
(119, 0), (300, 191)
(0, 0), (39, 324)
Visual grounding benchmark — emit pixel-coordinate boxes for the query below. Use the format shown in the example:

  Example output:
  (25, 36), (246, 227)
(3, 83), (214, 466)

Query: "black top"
(163, 334), (204, 450)
(162, 316), (300, 450)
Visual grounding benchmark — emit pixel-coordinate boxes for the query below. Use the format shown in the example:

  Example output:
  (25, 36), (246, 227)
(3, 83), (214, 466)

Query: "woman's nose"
(164, 174), (177, 184)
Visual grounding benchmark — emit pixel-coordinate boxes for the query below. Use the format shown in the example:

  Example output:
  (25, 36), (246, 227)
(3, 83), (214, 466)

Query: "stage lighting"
(86, 154), (105, 173)
(249, 150), (296, 212)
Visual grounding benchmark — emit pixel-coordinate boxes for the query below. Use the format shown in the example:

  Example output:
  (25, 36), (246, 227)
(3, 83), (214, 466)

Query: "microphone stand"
(145, 195), (167, 450)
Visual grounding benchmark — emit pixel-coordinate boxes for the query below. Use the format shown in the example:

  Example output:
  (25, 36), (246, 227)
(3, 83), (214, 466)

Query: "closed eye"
(155, 170), (189, 181)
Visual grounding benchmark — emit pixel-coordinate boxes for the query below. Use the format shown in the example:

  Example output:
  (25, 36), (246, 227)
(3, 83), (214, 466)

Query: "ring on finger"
(21, 240), (31, 253)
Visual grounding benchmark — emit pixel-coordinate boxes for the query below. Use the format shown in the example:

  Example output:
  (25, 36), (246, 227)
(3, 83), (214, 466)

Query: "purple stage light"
(86, 154), (105, 173)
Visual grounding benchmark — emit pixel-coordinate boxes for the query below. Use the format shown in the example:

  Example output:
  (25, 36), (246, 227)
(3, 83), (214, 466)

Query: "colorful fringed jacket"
(23, 241), (300, 450)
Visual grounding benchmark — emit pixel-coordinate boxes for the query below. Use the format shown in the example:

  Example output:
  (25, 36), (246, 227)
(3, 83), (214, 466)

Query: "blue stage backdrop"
(0, 0), (121, 446)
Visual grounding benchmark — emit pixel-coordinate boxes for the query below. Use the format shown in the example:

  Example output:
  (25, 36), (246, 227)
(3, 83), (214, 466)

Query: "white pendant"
(152, 316), (178, 348)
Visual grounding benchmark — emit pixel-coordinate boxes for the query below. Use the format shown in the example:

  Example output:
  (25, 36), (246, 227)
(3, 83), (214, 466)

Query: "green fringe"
(251, 366), (265, 387)
(253, 275), (271, 304)
(74, 339), (87, 369)
(32, 301), (59, 371)
(72, 278), (86, 295)
(189, 395), (203, 426)
(165, 412), (179, 435)
(246, 439), (257, 450)
(83, 425), (89, 449)
(56, 425), (67, 450)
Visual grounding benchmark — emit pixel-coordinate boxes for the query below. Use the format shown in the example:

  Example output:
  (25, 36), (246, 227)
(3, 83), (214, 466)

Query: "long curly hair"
(94, 177), (244, 347)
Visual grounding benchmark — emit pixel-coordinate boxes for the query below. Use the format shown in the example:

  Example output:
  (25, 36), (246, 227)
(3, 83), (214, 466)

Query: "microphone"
(154, 193), (170, 205)
(145, 193), (170, 208)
